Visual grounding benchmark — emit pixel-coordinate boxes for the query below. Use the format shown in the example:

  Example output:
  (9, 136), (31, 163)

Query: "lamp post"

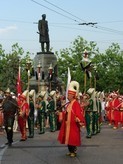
(26, 60), (32, 91)
(83, 49), (92, 91)
(93, 65), (97, 90)
(37, 61), (41, 93)
(83, 49), (88, 92)
(48, 64), (53, 91)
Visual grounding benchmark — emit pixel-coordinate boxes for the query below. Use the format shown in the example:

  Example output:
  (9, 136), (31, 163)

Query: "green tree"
(93, 43), (123, 93)
(55, 36), (123, 93)
(0, 43), (32, 93)
(55, 36), (99, 92)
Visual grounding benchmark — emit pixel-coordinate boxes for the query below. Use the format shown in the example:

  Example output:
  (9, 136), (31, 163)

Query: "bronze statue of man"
(38, 14), (50, 52)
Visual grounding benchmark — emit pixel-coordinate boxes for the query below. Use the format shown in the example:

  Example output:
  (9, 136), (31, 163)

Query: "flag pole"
(17, 65), (22, 97)
(83, 50), (88, 93)
(66, 67), (71, 103)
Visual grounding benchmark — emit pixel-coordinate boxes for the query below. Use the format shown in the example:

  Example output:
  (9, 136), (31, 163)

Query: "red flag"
(17, 66), (22, 97)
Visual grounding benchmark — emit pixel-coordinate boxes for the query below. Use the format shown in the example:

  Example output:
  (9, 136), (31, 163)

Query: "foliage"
(1, 36), (123, 95)
(93, 43), (123, 93)
(55, 36), (123, 93)
(55, 36), (99, 92)
(0, 43), (32, 93)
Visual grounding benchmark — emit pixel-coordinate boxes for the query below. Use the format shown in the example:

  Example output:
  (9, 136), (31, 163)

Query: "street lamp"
(26, 60), (32, 91)
(48, 64), (53, 91)
(93, 65), (97, 90)
(37, 61), (42, 93)
(82, 49), (93, 91)
(83, 49), (88, 92)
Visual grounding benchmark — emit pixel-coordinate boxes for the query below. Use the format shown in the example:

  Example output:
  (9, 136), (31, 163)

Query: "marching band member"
(111, 93), (120, 129)
(18, 90), (29, 141)
(96, 91), (102, 133)
(105, 94), (113, 125)
(119, 96), (123, 128)
(58, 81), (83, 157)
(47, 90), (57, 132)
(36, 91), (46, 134)
(2, 88), (18, 146)
(28, 90), (35, 138)
(0, 94), (4, 133)
(84, 88), (95, 138)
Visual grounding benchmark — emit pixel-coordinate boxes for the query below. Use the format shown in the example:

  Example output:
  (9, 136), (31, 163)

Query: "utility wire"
(42, 0), (87, 23)
(94, 25), (123, 35)
(40, 0), (123, 34)
(0, 19), (33, 24)
(31, 0), (123, 35)
(97, 20), (123, 24)
(30, 0), (79, 23)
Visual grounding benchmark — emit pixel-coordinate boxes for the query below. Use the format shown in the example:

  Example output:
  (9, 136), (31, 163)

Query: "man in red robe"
(111, 93), (120, 129)
(18, 90), (29, 141)
(58, 81), (83, 157)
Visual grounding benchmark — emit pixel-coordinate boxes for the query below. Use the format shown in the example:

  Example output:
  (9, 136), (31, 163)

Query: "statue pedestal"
(29, 77), (47, 93)
(30, 51), (64, 94)
(34, 52), (57, 79)
(30, 52), (57, 93)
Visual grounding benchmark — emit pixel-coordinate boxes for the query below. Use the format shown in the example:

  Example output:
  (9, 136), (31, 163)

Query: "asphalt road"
(0, 123), (123, 164)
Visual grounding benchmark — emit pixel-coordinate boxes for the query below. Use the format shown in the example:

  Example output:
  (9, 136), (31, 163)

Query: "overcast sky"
(0, 0), (123, 57)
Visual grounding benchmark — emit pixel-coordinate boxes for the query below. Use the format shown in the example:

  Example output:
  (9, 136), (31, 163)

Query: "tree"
(55, 36), (99, 92)
(93, 43), (123, 93)
(55, 36), (123, 93)
(0, 43), (32, 93)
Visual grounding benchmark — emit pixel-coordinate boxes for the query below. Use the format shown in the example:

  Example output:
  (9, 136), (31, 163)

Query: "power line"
(97, 20), (123, 24)
(0, 18), (123, 36)
(40, 0), (123, 35)
(30, 0), (79, 23)
(95, 25), (123, 35)
(31, 0), (123, 36)
(42, 0), (87, 23)
(0, 19), (33, 24)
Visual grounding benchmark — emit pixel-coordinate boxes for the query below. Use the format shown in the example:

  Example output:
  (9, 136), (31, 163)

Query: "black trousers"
(68, 145), (77, 153)
(28, 116), (34, 137)
(5, 117), (15, 143)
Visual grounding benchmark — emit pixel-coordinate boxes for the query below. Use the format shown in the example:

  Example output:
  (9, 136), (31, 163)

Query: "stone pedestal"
(30, 52), (58, 93)
(34, 52), (57, 79)
(29, 77), (47, 93)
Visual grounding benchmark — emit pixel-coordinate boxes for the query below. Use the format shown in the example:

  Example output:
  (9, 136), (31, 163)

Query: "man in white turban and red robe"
(111, 93), (120, 129)
(58, 81), (83, 157)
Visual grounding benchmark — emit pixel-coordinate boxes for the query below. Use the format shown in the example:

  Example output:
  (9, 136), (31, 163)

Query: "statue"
(38, 14), (50, 53)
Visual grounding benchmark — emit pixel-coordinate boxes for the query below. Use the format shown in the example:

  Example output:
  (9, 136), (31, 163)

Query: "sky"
(0, 0), (123, 58)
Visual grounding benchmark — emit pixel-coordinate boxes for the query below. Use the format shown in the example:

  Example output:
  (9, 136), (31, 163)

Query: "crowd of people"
(0, 82), (123, 157)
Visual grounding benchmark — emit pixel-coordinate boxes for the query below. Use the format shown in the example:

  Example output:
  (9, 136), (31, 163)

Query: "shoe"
(92, 132), (97, 135)
(113, 127), (117, 130)
(86, 135), (91, 138)
(20, 139), (26, 141)
(5, 142), (9, 145)
(66, 152), (71, 156)
(74, 147), (77, 154)
(28, 136), (34, 138)
(8, 143), (12, 147)
(70, 153), (76, 157)
(5, 140), (13, 145)
(38, 132), (45, 134)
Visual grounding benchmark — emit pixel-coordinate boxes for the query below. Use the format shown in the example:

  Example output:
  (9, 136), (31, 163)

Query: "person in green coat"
(28, 90), (35, 138)
(47, 90), (57, 132)
(96, 92), (102, 133)
(36, 91), (46, 134)
(85, 88), (95, 138)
